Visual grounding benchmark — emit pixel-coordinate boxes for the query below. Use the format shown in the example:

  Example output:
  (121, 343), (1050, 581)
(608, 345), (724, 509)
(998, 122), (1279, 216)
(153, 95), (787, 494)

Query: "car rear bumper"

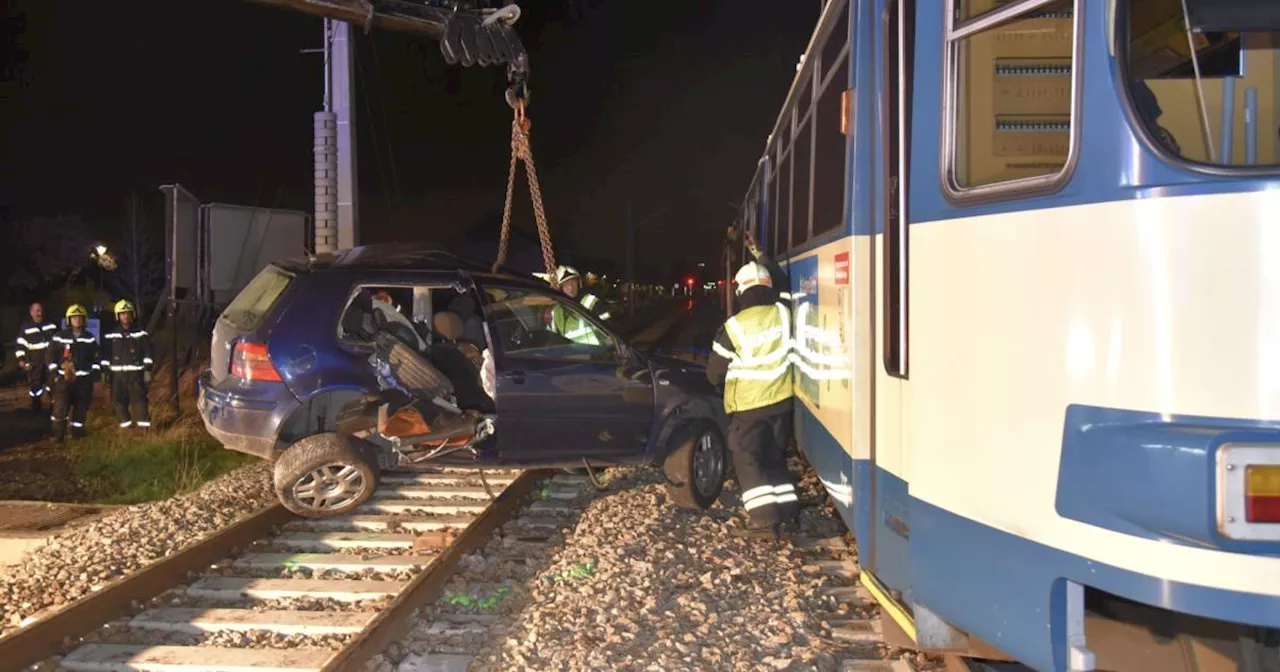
(197, 371), (293, 460)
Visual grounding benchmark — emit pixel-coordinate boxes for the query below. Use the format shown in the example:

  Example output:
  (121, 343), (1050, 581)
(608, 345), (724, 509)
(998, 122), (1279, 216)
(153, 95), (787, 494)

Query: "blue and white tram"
(729, 0), (1280, 670)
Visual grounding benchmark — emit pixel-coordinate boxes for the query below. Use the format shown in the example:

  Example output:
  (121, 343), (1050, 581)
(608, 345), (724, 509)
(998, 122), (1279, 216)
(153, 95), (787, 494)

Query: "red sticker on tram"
(834, 252), (850, 285)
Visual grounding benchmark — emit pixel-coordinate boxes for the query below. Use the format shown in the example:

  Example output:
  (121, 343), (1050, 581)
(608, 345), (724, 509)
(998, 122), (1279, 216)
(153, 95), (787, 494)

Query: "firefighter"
(548, 266), (610, 319)
(706, 260), (800, 540)
(547, 266), (609, 345)
(15, 302), (57, 413)
(50, 304), (101, 442)
(101, 300), (153, 429)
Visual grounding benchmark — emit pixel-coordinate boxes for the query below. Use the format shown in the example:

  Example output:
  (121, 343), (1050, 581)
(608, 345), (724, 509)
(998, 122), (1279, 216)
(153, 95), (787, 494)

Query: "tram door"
(869, 0), (914, 603)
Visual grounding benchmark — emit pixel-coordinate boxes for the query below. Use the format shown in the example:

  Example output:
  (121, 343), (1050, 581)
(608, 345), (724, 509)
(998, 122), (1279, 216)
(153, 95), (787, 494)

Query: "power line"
(352, 38), (395, 217)
(368, 31), (403, 210)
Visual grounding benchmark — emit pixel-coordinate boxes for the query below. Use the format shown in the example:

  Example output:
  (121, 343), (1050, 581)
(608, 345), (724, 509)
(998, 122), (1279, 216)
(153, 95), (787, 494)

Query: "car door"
(479, 282), (654, 464)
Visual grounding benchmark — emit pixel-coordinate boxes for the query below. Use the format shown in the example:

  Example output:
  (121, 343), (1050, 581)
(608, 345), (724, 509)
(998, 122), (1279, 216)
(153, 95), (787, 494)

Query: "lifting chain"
(492, 86), (558, 287)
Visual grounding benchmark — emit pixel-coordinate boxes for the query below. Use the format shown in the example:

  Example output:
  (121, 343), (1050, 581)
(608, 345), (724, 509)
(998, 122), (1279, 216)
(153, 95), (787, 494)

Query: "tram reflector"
(1245, 465), (1280, 522)
(841, 89), (852, 136)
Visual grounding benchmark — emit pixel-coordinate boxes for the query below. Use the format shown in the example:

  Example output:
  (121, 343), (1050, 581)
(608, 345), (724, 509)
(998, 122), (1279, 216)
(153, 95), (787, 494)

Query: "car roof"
(276, 242), (511, 275)
(272, 242), (554, 293)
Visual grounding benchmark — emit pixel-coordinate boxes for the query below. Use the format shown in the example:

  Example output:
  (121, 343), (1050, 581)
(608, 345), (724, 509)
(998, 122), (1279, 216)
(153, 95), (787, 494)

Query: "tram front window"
(1121, 0), (1280, 169)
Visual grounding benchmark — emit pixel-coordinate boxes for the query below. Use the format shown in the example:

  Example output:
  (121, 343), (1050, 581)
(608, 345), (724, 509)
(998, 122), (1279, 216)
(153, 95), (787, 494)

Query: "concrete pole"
(313, 21), (339, 253)
(331, 20), (359, 250)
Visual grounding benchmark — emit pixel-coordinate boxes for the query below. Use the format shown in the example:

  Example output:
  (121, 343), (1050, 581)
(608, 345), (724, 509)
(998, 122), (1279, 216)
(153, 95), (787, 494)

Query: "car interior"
(335, 285), (497, 463)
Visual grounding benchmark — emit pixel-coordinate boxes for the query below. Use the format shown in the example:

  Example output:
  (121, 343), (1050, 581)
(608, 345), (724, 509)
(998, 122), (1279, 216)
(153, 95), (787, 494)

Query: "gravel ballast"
(397, 455), (939, 671)
(0, 462), (274, 634)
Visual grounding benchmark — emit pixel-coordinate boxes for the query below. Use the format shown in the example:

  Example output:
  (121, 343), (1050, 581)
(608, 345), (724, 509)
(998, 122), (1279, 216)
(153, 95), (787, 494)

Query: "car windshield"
(1122, 0), (1280, 170)
(221, 266), (293, 331)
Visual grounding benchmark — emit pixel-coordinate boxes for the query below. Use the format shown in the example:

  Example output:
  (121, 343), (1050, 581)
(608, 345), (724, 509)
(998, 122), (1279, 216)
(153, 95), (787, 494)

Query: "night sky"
(3, 0), (818, 281)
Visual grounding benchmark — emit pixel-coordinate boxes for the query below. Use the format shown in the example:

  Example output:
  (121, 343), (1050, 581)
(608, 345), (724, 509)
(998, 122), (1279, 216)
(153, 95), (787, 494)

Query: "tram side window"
(813, 58), (850, 238)
(948, 0), (1076, 190)
(777, 151), (793, 252)
(1122, 0), (1280, 168)
(791, 119), (813, 248)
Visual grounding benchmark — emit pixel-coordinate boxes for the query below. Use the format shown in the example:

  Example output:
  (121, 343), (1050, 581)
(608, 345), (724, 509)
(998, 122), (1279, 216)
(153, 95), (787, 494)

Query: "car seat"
(447, 294), (487, 349)
(429, 311), (494, 413)
(433, 311), (484, 370)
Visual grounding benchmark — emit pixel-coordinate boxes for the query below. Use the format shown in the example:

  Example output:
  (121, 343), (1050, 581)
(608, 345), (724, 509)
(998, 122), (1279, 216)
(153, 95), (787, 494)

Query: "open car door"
(480, 282), (654, 465)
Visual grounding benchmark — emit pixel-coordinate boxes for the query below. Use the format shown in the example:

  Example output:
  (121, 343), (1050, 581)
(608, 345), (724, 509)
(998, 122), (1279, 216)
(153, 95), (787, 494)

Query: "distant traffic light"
(685, 277), (695, 287)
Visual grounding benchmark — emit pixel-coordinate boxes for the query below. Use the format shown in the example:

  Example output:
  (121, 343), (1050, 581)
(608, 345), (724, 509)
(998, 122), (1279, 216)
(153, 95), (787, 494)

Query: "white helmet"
(554, 265), (581, 284)
(733, 262), (772, 296)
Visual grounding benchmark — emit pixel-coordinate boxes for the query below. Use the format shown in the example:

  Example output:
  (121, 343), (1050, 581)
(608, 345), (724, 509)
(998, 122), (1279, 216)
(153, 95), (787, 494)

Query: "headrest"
(450, 294), (476, 316)
(433, 311), (464, 341)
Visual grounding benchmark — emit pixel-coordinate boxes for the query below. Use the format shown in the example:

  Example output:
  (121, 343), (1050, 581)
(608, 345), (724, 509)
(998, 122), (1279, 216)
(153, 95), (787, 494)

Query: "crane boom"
(245, 0), (450, 38)
(241, 0), (530, 93)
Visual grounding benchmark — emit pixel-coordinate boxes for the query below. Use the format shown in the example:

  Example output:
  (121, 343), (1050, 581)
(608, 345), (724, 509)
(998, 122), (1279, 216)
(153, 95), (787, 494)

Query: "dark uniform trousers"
(727, 399), (800, 527)
(25, 351), (51, 408)
(53, 376), (94, 439)
(112, 372), (150, 427)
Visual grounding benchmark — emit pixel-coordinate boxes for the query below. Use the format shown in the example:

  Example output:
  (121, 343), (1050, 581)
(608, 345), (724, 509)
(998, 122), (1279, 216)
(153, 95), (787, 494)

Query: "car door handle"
(504, 369), (526, 384)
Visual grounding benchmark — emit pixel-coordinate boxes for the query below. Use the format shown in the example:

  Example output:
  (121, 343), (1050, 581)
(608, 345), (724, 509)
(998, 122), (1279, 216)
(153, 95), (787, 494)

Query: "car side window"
(338, 284), (455, 347)
(483, 287), (617, 362)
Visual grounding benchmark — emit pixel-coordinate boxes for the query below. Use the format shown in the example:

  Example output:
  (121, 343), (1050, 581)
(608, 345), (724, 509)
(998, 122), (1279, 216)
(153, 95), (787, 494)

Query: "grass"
(66, 397), (257, 505)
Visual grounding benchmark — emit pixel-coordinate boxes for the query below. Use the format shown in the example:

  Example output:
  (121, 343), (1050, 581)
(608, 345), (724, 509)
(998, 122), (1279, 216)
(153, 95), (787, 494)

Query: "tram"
(727, 1), (1280, 670)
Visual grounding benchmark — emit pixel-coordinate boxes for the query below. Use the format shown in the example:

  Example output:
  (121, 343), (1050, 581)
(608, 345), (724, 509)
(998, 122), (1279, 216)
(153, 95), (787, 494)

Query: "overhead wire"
(368, 30), (403, 209)
(353, 35), (395, 217)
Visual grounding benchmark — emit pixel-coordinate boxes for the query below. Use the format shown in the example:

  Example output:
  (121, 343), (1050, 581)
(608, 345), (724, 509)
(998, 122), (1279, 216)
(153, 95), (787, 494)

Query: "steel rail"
(322, 468), (546, 672)
(0, 504), (294, 671)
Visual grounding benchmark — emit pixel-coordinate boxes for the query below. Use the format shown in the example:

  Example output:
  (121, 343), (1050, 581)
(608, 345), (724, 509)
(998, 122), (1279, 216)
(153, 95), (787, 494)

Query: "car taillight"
(1246, 465), (1280, 523)
(230, 341), (281, 382)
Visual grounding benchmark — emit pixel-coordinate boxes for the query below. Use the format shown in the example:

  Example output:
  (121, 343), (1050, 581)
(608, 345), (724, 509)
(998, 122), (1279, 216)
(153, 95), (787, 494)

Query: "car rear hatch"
(210, 264), (296, 384)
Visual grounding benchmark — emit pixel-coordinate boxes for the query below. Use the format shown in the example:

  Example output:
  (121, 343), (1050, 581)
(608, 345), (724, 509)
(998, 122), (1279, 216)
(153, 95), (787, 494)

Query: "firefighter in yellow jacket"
(546, 266), (610, 345)
(706, 259), (799, 539)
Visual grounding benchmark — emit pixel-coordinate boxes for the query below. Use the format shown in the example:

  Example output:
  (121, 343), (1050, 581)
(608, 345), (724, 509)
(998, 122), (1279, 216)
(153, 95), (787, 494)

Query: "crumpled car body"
(197, 245), (727, 502)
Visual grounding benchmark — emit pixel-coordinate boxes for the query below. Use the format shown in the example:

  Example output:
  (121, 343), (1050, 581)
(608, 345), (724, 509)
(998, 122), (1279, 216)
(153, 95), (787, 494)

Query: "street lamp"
(89, 244), (116, 312)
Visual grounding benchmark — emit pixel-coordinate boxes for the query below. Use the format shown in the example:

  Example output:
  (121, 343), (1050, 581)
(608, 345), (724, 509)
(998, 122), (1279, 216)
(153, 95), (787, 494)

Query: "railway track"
(3, 467), (591, 672)
(1, 455), (986, 671)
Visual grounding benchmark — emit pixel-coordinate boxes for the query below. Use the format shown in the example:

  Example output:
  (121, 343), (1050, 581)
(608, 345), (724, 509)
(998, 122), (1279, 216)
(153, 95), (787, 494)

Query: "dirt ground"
(0, 378), (130, 499)
(0, 385), (94, 501)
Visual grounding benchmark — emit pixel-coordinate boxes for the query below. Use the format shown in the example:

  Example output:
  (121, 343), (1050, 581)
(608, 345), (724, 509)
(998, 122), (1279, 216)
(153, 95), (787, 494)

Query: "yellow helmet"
(65, 304), (88, 319)
(113, 299), (136, 316)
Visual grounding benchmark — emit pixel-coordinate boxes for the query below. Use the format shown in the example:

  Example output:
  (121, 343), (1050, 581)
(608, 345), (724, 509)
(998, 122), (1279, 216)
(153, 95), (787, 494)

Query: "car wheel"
(273, 433), (379, 518)
(661, 420), (727, 509)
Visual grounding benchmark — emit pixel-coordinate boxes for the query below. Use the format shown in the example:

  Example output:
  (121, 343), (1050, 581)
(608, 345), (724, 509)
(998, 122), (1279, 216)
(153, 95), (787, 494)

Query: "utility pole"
(332, 20), (359, 250)
(312, 19), (359, 254)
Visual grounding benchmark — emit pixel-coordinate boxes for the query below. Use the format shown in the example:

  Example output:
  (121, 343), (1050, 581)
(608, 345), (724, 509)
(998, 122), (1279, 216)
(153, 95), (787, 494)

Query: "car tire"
(273, 433), (380, 518)
(661, 420), (727, 510)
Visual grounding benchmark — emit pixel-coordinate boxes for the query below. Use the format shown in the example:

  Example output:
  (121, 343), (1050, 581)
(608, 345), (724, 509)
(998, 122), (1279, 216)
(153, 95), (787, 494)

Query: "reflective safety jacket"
(549, 302), (602, 345)
(579, 292), (610, 321)
(16, 319), (57, 363)
(101, 325), (154, 373)
(707, 302), (793, 414)
(51, 328), (101, 380)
